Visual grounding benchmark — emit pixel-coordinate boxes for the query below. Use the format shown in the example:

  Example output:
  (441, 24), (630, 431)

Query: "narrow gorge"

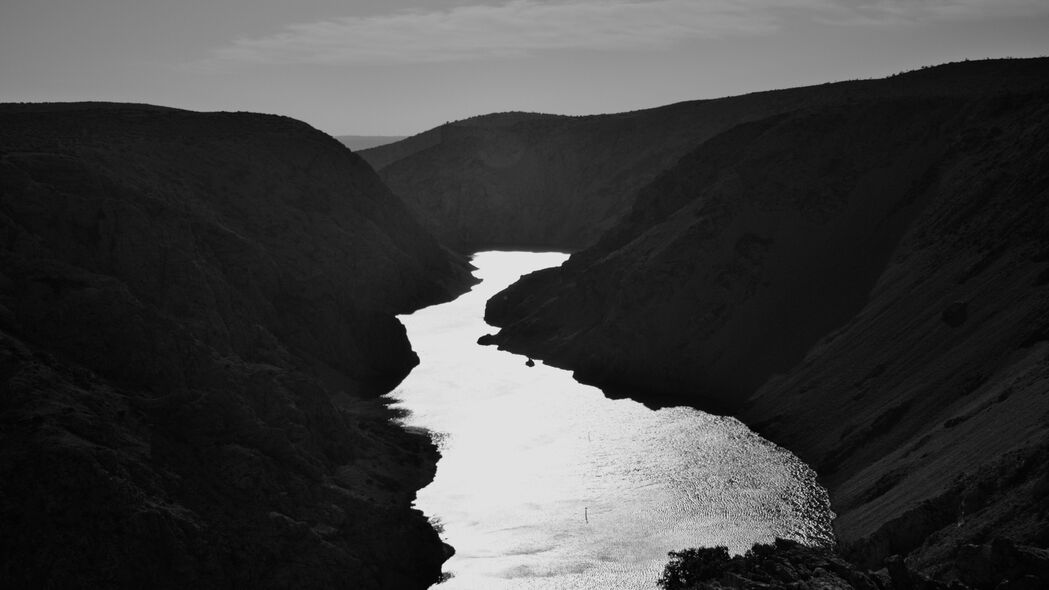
(365, 58), (1049, 586)
(3, 57), (1049, 590)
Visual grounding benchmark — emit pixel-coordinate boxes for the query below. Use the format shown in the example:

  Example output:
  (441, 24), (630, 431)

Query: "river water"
(390, 251), (834, 589)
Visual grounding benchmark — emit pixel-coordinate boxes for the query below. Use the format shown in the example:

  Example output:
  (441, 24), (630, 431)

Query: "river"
(391, 251), (834, 589)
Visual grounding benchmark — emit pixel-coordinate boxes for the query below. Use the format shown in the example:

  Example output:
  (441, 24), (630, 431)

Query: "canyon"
(371, 58), (1049, 586)
(4, 57), (1049, 589)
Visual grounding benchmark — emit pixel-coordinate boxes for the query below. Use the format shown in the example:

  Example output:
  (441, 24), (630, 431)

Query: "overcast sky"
(2, 1), (1048, 135)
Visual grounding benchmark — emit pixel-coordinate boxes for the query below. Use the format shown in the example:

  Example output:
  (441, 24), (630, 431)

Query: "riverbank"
(478, 60), (1049, 583)
(391, 251), (835, 589)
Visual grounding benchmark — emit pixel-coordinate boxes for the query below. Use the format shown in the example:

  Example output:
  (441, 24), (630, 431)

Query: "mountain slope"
(0, 103), (474, 588)
(481, 59), (1049, 575)
(362, 59), (1049, 252)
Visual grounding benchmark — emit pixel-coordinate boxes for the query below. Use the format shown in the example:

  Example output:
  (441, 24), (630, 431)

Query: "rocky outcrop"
(481, 58), (1049, 576)
(362, 59), (1049, 252)
(0, 103), (474, 588)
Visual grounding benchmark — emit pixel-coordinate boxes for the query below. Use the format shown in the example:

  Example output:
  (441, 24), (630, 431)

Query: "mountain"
(336, 135), (408, 151)
(0, 103), (474, 588)
(480, 59), (1049, 578)
(361, 60), (1049, 253)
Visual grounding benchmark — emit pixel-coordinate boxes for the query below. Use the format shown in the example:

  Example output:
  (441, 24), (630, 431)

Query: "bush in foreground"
(658, 539), (875, 590)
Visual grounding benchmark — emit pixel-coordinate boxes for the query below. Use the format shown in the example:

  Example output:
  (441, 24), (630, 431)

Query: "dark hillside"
(481, 59), (1049, 579)
(0, 103), (473, 588)
(361, 58), (1049, 252)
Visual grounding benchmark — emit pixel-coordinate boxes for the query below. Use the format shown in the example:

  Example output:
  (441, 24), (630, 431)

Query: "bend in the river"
(391, 251), (834, 589)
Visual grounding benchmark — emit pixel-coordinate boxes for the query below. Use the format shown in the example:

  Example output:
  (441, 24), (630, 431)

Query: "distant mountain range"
(336, 134), (407, 151)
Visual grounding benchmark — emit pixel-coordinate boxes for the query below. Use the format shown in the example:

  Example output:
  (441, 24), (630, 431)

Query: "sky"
(2, 1), (1048, 136)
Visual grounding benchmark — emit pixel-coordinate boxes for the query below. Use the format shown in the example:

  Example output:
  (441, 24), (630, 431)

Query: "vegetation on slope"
(480, 58), (1049, 579)
(361, 58), (1049, 252)
(0, 103), (473, 588)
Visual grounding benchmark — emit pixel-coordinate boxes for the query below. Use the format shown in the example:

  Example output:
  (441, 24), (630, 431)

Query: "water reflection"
(391, 251), (833, 589)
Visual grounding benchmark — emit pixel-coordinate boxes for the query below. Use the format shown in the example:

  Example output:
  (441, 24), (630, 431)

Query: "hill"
(361, 59), (1049, 252)
(0, 103), (474, 588)
(480, 59), (1049, 578)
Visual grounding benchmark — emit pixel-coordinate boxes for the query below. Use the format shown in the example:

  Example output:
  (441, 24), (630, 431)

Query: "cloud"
(207, 0), (784, 66)
(812, 0), (1049, 26)
(205, 0), (1049, 67)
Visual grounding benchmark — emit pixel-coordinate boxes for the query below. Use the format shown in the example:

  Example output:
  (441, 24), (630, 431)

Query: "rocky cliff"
(482, 59), (1049, 581)
(0, 103), (474, 588)
(362, 59), (1049, 253)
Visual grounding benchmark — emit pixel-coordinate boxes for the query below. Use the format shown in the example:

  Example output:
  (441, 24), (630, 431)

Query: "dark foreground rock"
(0, 103), (474, 588)
(659, 538), (1049, 590)
(481, 59), (1049, 577)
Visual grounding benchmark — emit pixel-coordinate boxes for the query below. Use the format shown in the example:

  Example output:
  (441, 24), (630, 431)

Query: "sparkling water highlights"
(391, 251), (834, 589)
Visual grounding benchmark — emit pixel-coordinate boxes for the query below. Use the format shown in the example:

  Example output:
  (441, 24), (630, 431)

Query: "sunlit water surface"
(391, 251), (834, 589)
